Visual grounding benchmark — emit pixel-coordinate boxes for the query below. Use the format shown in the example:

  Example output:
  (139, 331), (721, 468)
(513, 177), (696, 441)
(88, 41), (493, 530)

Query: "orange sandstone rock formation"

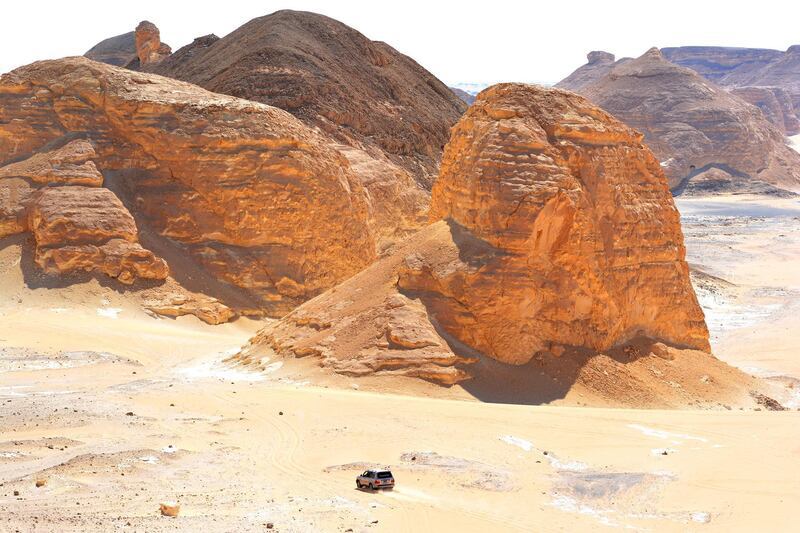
(233, 83), (710, 384)
(29, 186), (168, 284)
(0, 57), (376, 315)
(134, 21), (171, 67)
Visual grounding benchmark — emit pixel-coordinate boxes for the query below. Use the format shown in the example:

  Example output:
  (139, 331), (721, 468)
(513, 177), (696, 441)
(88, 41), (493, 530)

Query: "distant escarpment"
(150, 10), (467, 192)
(559, 48), (800, 192)
(662, 45), (800, 135)
(0, 57), (382, 316)
(232, 84), (711, 388)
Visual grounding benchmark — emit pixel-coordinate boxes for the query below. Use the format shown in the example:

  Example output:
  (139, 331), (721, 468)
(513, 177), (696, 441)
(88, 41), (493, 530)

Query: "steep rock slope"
(662, 45), (800, 134)
(151, 10), (467, 191)
(566, 48), (800, 191)
(233, 84), (710, 386)
(84, 31), (137, 67)
(0, 57), (376, 316)
(556, 51), (620, 92)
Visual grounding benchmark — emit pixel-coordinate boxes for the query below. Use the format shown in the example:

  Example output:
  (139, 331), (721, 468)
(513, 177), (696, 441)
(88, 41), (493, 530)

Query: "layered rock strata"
(0, 57), (376, 314)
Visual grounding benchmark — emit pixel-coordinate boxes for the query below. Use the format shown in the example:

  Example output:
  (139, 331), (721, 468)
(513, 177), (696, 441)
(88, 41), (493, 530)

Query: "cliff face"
(565, 48), (800, 191)
(233, 84), (709, 384)
(662, 45), (800, 135)
(151, 10), (466, 191)
(0, 57), (378, 315)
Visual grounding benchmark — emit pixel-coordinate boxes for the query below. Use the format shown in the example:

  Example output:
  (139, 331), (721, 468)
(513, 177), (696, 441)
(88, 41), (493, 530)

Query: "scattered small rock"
(35, 479), (46, 488)
(13, 490), (20, 496)
(125, 412), (134, 416)
(159, 502), (180, 517)
(279, 411), (284, 416)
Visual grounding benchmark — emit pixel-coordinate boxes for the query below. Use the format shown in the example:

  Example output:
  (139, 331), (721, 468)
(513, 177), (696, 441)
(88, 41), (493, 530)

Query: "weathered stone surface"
(84, 31), (137, 67)
(730, 86), (800, 135)
(152, 10), (466, 191)
(426, 83), (710, 362)
(144, 294), (235, 325)
(134, 21), (171, 67)
(556, 51), (621, 93)
(0, 140), (103, 186)
(28, 186), (168, 284)
(0, 139), (103, 237)
(562, 48), (800, 192)
(0, 178), (33, 237)
(662, 46), (800, 134)
(234, 84), (709, 383)
(0, 57), (376, 314)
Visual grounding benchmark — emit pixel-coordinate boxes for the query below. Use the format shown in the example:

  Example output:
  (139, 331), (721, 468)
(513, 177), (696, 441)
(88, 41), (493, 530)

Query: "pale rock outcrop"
(28, 186), (168, 284)
(0, 57), (376, 315)
(233, 84), (710, 383)
(144, 294), (234, 325)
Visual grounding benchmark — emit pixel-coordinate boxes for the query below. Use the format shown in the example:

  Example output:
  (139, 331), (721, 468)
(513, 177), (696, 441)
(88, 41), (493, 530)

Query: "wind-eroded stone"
(233, 83), (710, 383)
(0, 57), (376, 314)
(28, 186), (168, 284)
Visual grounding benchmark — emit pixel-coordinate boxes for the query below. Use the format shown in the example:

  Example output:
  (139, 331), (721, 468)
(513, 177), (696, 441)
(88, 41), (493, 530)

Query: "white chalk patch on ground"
(263, 361), (283, 373)
(0, 385), (34, 397)
(96, 307), (122, 319)
(177, 360), (265, 382)
(545, 454), (588, 472)
(49, 307), (69, 313)
(691, 511), (712, 523)
(499, 435), (533, 452)
(0, 451), (26, 458)
(221, 347), (241, 357)
(161, 445), (177, 454)
(139, 455), (159, 464)
(627, 424), (708, 444)
(550, 495), (621, 529)
(650, 448), (678, 456)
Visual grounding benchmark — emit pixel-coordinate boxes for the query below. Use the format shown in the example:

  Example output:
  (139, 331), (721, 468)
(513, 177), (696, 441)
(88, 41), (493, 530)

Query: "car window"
(361, 471), (370, 477)
(377, 471), (393, 479)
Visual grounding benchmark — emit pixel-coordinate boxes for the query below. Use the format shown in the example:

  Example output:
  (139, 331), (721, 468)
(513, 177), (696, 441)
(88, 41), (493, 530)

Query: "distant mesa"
(450, 86), (475, 105)
(558, 47), (800, 193)
(232, 83), (711, 388)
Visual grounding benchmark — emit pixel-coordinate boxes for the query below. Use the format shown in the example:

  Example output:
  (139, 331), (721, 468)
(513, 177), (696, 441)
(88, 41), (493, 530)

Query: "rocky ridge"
(560, 48), (800, 192)
(150, 10), (466, 192)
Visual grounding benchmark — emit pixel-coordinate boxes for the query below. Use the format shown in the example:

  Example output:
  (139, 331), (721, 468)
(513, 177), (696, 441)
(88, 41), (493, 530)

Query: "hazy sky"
(2, 0), (798, 85)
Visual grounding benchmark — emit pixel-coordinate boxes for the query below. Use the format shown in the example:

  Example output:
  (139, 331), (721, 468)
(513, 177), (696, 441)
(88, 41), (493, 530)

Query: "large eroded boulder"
(28, 186), (168, 284)
(233, 84), (710, 384)
(0, 57), (376, 315)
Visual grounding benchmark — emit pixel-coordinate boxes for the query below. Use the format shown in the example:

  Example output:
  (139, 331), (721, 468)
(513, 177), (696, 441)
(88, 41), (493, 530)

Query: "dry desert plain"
(0, 192), (799, 532)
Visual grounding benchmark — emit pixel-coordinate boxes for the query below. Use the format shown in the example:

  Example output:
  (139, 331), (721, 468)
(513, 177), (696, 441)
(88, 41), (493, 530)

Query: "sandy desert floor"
(1, 197), (799, 532)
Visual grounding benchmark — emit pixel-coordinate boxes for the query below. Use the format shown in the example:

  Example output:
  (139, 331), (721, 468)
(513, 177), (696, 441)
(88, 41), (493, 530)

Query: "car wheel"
(356, 481), (361, 488)
(369, 483), (375, 490)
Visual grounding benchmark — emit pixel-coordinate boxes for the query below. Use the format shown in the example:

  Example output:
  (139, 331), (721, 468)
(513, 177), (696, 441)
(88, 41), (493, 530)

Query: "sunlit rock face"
(0, 57), (377, 314)
(233, 83), (710, 384)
